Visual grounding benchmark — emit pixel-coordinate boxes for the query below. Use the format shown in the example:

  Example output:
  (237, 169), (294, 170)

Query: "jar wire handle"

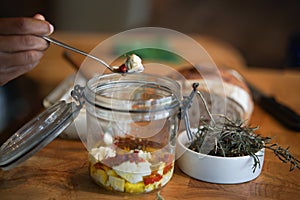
(179, 83), (199, 141)
(71, 85), (85, 108)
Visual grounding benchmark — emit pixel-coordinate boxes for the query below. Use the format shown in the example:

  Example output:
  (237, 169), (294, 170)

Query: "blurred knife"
(248, 80), (300, 131)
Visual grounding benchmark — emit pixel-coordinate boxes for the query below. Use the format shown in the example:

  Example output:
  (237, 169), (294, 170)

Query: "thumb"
(33, 13), (45, 21)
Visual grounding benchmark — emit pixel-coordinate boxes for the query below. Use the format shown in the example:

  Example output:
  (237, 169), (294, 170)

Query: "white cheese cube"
(108, 176), (125, 192)
(113, 161), (151, 184)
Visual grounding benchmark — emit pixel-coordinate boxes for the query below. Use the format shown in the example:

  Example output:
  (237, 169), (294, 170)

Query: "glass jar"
(84, 73), (181, 193)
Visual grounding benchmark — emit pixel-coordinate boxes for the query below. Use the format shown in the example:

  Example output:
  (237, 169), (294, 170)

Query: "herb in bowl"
(189, 115), (300, 172)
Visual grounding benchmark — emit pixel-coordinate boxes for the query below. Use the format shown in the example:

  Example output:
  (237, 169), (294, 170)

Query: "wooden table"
(1, 32), (300, 200)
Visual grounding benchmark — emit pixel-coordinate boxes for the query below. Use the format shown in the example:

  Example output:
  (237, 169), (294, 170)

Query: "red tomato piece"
(143, 173), (163, 186)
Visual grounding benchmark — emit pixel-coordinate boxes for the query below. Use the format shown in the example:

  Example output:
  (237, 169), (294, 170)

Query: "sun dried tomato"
(143, 173), (163, 186)
(163, 163), (173, 174)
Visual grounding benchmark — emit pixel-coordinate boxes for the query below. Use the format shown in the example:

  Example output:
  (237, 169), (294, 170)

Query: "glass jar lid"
(84, 73), (182, 112)
(0, 101), (80, 170)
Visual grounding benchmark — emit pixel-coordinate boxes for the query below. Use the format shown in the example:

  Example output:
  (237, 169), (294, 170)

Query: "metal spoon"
(43, 36), (143, 74)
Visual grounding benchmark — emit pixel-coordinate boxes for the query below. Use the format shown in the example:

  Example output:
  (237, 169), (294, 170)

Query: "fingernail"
(34, 13), (45, 20)
(49, 24), (54, 35)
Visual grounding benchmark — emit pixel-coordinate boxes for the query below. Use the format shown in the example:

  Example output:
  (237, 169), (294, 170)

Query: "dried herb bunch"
(188, 116), (300, 172)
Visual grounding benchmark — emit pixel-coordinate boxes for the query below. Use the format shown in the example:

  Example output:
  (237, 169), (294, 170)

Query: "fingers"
(0, 14), (52, 53)
(0, 50), (42, 85)
(0, 50), (44, 70)
(0, 14), (54, 85)
(0, 35), (49, 52)
(0, 15), (54, 36)
(0, 60), (40, 86)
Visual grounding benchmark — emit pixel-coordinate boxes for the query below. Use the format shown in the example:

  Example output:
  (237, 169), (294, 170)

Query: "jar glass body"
(85, 73), (181, 193)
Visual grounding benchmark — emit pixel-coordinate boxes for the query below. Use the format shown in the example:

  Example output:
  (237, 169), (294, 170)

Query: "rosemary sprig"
(188, 116), (300, 172)
(264, 143), (300, 171)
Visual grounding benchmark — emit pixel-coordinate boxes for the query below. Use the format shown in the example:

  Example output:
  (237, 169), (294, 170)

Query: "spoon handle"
(42, 36), (113, 71)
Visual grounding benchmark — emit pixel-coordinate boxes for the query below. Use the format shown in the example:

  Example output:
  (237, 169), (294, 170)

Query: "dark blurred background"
(1, 0), (300, 68)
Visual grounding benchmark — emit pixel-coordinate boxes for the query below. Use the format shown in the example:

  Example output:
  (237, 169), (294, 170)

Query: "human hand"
(0, 14), (54, 85)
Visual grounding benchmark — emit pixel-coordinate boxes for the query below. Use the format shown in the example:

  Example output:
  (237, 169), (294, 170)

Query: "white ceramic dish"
(176, 130), (265, 184)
